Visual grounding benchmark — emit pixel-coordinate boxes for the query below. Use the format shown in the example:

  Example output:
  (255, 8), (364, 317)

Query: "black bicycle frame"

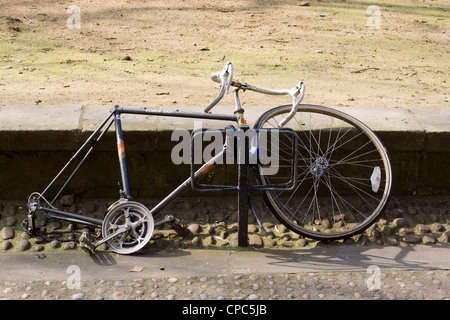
(114, 106), (237, 201)
(27, 104), (298, 247)
(28, 105), (239, 230)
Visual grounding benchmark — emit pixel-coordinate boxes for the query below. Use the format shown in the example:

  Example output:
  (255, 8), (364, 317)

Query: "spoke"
(322, 172), (370, 220)
(327, 140), (374, 169)
(256, 105), (391, 240)
(328, 167), (383, 204)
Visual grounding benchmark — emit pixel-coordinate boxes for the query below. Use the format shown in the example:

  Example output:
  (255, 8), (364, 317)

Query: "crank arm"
(154, 215), (184, 229)
(95, 225), (128, 248)
(79, 225), (128, 254)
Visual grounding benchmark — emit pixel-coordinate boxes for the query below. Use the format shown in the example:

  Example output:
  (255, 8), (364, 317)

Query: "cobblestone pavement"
(0, 268), (449, 301)
(0, 195), (449, 300)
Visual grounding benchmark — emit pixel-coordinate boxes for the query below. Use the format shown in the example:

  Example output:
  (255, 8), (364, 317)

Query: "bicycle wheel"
(253, 104), (392, 241)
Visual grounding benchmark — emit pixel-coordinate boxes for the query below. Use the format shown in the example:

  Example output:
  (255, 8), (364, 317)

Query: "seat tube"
(114, 106), (132, 200)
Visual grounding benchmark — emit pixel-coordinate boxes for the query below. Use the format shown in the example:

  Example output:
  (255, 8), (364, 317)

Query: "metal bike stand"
(189, 126), (299, 248)
(237, 125), (250, 247)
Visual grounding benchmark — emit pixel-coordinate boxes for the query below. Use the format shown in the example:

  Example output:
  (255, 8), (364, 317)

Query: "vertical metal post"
(237, 124), (250, 247)
(114, 106), (132, 200)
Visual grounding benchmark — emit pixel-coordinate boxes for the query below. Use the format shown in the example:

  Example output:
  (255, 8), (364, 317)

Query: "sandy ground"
(0, 0), (448, 111)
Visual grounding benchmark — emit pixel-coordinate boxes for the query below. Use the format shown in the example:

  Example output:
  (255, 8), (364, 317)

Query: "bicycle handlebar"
(204, 62), (233, 113)
(210, 71), (220, 83)
(204, 62), (305, 120)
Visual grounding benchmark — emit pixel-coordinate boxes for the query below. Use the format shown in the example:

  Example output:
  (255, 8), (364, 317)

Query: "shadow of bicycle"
(259, 244), (449, 272)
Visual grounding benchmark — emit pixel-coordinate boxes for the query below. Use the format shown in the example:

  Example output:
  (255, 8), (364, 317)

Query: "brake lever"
(220, 61), (233, 94)
(279, 81), (305, 127)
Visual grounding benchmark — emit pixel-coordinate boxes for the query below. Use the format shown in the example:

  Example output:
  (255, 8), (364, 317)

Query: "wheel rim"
(255, 105), (392, 240)
(102, 201), (154, 254)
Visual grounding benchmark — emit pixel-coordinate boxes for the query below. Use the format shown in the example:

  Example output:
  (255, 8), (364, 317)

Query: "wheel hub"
(310, 157), (329, 177)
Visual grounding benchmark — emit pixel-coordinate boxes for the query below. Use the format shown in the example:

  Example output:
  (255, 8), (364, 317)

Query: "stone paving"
(0, 195), (449, 300)
(0, 269), (449, 300)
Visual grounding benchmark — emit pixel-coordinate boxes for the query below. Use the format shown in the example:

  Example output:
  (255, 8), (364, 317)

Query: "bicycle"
(24, 62), (393, 254)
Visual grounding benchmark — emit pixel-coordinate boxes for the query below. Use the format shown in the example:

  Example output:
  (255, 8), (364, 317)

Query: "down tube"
(150, 149), (225, 217)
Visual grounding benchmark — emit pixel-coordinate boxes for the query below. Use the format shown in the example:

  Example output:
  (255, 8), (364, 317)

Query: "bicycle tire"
(253, 104), (392, 241)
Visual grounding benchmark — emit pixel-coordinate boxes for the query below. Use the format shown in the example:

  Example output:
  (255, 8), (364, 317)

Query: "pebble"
(167, 277), (178, 284)
(112, 291), (123, 300)
(249, 274), (258, 281)
(393, 218), (408, 228)
(423, 234), (436, 244)
(386, 292), (396, 300)
(71, 292), (84, 300)
(416, 224), (431, 233)
(187, 223), (201, 234)
(50, 240), (60, 248)
(437, 288), (447, 295)
(63, 241), (76, 250)
(2, 241), (12, 250)
(250, 234), (264, 248)
(8, 205), (17, 215)
(19, 239), (30, 251)
(403, 234), (421, 243)
(1, 227), (14, 240)
(5, 217), (16, 227)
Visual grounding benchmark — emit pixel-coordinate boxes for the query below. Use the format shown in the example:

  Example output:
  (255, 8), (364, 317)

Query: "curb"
(1, 245), (450, 282)
(0, 105), (449, 199)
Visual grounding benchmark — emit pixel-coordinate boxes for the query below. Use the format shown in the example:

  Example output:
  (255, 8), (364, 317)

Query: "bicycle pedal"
(79, 232), (96, 254)
(168, 218), (185, 231)
(174, 219), (185, 230)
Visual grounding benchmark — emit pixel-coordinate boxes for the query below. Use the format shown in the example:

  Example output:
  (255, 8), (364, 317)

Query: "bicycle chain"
(21, 219), (101, 243)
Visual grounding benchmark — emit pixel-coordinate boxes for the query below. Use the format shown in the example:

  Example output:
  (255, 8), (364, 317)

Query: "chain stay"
(21, 218), (101, 243)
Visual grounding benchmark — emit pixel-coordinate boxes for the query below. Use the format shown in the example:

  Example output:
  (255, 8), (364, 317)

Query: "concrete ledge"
(0, 105), (449, 199)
